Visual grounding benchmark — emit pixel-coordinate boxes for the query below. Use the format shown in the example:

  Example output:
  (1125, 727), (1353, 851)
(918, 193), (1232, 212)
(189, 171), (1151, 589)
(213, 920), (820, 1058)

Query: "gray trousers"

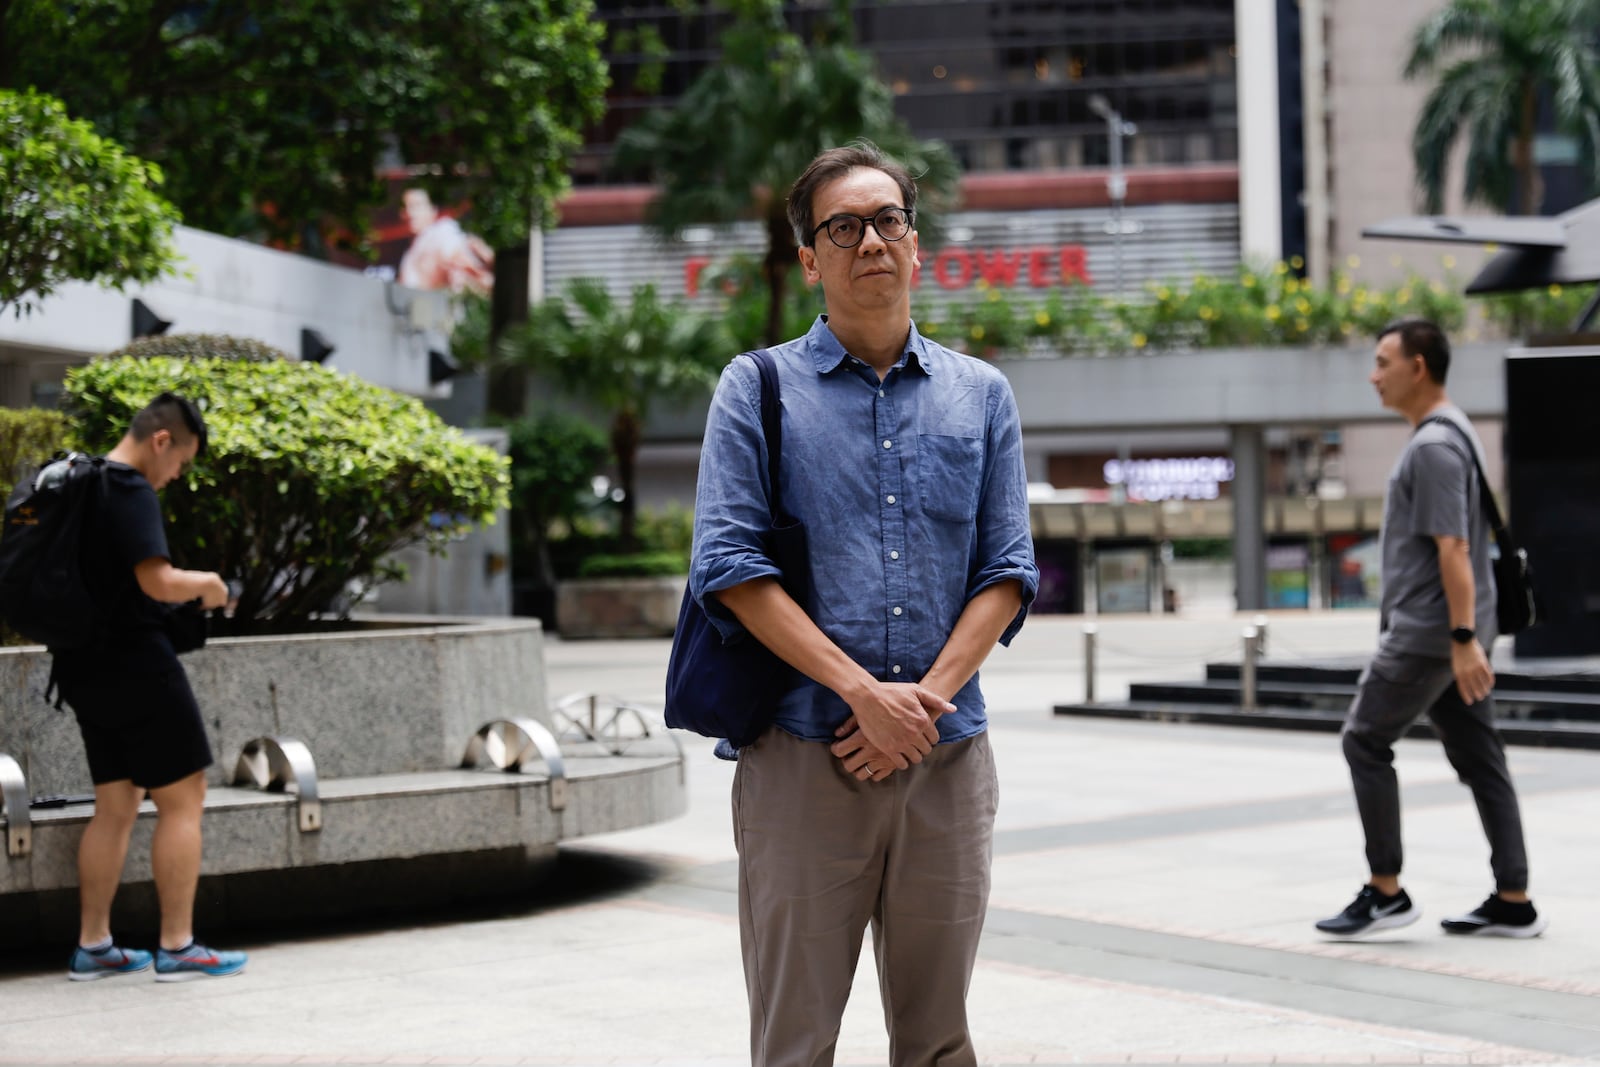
(732, 726), (998, 1067)
(1341, 642), (1530, 891)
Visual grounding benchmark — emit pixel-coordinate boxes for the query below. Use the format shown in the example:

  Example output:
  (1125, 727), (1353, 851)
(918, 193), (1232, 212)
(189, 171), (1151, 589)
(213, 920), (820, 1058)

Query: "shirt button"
(883, 439), (893, 449)
(879, 389), (885, 398)
(890, 550), (899, 560)
(886, 494), (896, 505)
(892, 665), (902, 675)
(893, 606), (903, 616)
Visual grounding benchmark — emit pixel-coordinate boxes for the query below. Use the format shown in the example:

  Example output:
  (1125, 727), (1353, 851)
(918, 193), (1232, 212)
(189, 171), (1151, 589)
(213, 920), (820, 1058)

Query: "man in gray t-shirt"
(1315, 319), (1545, 941)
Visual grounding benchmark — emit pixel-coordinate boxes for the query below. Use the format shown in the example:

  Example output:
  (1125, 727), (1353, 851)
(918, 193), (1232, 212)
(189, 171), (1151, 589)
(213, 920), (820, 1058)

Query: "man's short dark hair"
(129, 392), (208, 458)
(787, 141), (919, 248)
(1378, 317), (1451, 385)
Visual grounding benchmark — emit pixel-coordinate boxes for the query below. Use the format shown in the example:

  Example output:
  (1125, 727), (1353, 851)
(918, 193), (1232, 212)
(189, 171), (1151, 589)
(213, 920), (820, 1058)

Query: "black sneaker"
(1315, 885), (1419, 937)
(1441, 895), (1548, 938)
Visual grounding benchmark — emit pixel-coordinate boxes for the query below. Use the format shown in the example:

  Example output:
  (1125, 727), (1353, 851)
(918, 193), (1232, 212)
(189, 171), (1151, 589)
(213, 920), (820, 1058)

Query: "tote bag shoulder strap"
(740, 349), (789, 523)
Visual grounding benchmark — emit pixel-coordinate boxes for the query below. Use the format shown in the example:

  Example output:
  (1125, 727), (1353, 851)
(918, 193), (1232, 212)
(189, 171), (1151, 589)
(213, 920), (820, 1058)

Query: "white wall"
(0, 225), (457, 400)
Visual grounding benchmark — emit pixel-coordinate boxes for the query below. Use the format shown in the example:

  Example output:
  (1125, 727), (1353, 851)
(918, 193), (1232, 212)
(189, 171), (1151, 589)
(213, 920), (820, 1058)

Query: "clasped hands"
(829, 681), (952, 782)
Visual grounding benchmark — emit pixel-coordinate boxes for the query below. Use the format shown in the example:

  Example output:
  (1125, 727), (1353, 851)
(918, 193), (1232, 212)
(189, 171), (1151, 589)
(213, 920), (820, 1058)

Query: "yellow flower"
(1397, 288), (1412, 303)
(971, 325), (985, 340)
(1290, 255), (1305, 270)
(1295, 297), (1311, 314)
(1295, 317), (1309, 332)
(1132, 333), (1148, 348)
(975, 278), (991, 291)
(1346, 254), (1361, 269)
(1242, 275), (1257, 289)
(987, 289), (1002, 302)
(1265, 305), (1282, 321)
(1340, 323), (1353, 336)
(1157, 287), (1172, 301)
(1273, 261), (1289, 276)
(1034, 310), (1051, 327)
(1429, 281), (1445, 295)
(1337, 278), (1352, 295)
(1284, 278), (1299, 295)
(1549, 284), (1564, 297)
(1198, 306), (1215, 320)
(1442, 254), (1457, 270)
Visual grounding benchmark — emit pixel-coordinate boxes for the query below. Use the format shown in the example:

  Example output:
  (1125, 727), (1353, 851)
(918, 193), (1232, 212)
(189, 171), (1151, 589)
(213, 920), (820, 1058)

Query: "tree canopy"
(613, 0), (959, 346)
(0, 87), (181, 318)
(1406, 0), (1600, 215)
(0, 0), (608, 253)
(499, 280), (729, 552)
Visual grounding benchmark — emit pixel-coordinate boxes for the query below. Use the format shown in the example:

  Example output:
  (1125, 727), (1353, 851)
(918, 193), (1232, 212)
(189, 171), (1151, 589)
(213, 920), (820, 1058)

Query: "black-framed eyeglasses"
(810, 206), (914, 249)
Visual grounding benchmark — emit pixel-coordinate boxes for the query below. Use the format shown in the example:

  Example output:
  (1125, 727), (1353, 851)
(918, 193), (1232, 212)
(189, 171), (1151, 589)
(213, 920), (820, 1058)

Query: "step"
(1208, 659), (1600, 696)
(1052, 700), (1600, 750)
(1129, 679), (1600, 722)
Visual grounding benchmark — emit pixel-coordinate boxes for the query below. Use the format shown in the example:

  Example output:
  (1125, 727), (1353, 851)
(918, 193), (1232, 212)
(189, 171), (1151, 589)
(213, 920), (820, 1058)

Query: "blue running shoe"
(68, 943), (153, 981)
(154, 942), (247, 982)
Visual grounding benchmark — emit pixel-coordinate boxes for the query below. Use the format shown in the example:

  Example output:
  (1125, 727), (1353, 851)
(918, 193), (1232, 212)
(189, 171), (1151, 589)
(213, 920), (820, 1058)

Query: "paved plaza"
(2, 610), (1597, 1066)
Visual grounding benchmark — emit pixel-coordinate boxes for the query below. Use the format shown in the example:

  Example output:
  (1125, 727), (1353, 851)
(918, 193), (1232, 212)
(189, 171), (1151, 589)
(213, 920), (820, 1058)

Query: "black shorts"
(54, 654), (214, 790)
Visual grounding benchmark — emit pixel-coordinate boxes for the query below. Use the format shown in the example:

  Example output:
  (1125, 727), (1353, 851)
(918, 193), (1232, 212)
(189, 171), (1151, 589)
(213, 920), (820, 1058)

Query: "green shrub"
(101, 333), (284, 363)
(505, 411), (610, 587)
(575, 551), (688, 579)
(0, 407), (74, 645)
(0, 407), (72, 501)
(64, 351), (509, 634)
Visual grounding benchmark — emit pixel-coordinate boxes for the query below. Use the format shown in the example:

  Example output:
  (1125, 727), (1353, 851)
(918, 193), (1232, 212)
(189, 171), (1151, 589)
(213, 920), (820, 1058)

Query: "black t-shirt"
(58, 461), (174, 667)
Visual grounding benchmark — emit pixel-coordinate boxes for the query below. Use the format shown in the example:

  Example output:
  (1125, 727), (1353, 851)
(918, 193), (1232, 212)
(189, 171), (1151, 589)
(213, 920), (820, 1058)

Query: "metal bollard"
(1083, 623), (1099, 704)
(1240, 625), (1260, 712)
(1252, 613), (1269, 658)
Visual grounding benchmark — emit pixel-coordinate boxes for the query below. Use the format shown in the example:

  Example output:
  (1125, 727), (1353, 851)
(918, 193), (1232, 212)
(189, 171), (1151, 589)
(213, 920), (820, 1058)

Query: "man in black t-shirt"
(56, 393), (248, 982)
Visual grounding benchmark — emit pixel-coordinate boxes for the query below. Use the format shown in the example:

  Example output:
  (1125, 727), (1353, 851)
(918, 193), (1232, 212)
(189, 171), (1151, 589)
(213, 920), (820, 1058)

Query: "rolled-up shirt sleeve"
(690, 357), (784, 642)
(968, 375), (1038, 645)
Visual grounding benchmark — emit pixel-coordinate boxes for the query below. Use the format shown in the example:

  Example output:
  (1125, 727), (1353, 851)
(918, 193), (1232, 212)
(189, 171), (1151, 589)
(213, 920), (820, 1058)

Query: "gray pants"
(1341, 642), (1530, 891)
(732, 726), (998, 1067)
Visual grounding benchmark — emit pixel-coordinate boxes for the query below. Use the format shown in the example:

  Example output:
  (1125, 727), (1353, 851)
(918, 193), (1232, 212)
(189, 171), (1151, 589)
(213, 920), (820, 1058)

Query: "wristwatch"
(1450, 626), (1476, 645)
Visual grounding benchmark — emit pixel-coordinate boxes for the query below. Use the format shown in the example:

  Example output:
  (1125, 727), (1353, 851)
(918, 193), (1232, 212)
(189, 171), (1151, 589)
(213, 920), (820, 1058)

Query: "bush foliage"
(65, 352), (509, 634)
(0, 407), (71, 501)
(0, 87), (181, 318)
(102, 333), (283, 363)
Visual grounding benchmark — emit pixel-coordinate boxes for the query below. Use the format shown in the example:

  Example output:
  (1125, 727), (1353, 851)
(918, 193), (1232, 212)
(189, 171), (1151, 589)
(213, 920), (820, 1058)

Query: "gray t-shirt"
(1379, 403), (1497, 657)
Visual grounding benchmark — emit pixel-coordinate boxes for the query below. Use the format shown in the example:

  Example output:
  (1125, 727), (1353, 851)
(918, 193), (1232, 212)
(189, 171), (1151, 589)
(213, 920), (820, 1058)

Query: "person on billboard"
(689, 141), (1038, 1065)
(397, 188), (494, 295)
(1316, 318), (1545, 940)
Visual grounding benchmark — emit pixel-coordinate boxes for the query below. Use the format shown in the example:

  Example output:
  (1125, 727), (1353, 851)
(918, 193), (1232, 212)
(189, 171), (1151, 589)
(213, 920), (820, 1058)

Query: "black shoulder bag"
(663, 349), (811, 748)
(1422, 416), (1539, 635)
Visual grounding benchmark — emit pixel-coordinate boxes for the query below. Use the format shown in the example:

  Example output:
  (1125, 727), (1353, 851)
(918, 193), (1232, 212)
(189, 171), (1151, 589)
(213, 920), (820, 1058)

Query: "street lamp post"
(1088, 94), (1137, 296)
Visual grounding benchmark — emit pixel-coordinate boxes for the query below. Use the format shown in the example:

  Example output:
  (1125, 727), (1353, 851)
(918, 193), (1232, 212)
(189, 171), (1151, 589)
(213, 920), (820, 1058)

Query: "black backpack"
(0, 452), (108, 651)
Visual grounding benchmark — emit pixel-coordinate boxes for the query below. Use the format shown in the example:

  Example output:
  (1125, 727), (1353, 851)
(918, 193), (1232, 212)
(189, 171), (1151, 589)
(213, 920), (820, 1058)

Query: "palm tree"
(498, 279), (730, 552)
(1407, 0), (1600, 215)
(613, 0), (959, 347)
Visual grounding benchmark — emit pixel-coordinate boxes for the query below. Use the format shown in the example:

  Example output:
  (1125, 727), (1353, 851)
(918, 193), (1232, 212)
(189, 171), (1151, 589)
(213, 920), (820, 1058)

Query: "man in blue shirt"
(690, 142), (1038, 1066)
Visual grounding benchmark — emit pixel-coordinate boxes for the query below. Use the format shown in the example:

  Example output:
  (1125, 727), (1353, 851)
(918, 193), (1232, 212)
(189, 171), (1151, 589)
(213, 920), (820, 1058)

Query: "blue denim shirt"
(690, 316), (1039, 745)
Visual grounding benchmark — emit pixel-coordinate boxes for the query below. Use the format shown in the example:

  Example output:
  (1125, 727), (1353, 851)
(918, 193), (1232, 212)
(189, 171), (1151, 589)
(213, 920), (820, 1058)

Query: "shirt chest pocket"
(918, 431), (984, 523)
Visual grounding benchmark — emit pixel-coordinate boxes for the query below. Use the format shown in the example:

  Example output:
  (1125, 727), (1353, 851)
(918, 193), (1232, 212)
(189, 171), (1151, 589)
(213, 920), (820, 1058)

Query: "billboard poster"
(1327, 533), (1381, 608)
(1266, 541), (1310, 609)
(365, 186), (495, 296)
(1095, 547), (1152, 614)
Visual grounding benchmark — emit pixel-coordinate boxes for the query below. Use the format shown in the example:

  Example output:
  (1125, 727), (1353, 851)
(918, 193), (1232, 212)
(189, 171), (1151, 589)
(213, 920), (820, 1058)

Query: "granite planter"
(0, 615), (550, 798)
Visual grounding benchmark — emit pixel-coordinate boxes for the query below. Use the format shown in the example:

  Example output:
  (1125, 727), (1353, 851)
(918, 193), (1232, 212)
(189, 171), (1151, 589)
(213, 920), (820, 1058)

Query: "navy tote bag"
(664, 349), (810, 747)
